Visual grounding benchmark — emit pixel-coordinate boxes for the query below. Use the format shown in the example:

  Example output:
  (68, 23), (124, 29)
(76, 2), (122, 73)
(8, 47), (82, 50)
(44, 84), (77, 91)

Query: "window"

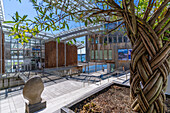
(123, 36), (127, 42)
(109, 37), (112, 43)
(99, 50), (103, 60)
(118, 36), (122, 43)
(5, 35), (11, 42)
(91, 38), (94, 44)
(91, 50), (94, 59)
(104, 50), (107, 60)
(95, 50), (98, 59)
(104, 37), (107, 44)
(95, 38), (98, 44)
(113, 37), (117, 43)
(109, 50), (112, 60)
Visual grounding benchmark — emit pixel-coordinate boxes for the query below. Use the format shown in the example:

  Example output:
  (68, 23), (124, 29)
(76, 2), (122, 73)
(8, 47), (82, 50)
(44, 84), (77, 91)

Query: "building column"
(122, 36), (124, 43)
(64, 41), (66, 67)
(107, 35), (109, 60)
(102, 35), (104, 61)
(107, 63), (110, 73)
(115, 43), (118, 69)
(98, 35), (100, 60)
(112, 36), (114, 62)
(93, 35), (96, 62)
(0, 28), (3, 76)
(56, 40), (58, 67)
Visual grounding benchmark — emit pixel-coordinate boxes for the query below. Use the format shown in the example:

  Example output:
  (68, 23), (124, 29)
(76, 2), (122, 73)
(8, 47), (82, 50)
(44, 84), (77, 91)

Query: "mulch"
(71, 85), (170, 113)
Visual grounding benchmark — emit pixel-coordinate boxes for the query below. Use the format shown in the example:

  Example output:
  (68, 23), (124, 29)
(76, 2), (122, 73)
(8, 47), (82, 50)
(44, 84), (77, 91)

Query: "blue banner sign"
(118, 49), (128, 60)
(32, 48), (41, 51)
(128, 49), (132, 60)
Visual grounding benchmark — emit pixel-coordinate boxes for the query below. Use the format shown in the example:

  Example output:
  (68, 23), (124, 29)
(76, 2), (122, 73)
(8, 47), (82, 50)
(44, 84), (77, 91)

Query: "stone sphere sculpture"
(23, 75), (44, 105)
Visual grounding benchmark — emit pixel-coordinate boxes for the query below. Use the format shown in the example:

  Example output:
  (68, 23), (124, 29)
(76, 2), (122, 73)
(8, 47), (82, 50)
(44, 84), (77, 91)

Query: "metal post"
(98, 35), (100, 60)
(40, 39), (42, 68)
(88, 62), (89, 74)
(80, 48), (82, 62)
(0, 17), (3, 78)
(85, 65), (86, 73)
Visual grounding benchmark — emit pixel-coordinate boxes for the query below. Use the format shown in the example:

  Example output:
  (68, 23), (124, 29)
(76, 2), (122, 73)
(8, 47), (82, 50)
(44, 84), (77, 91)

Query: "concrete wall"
(0, 77), (24, 89)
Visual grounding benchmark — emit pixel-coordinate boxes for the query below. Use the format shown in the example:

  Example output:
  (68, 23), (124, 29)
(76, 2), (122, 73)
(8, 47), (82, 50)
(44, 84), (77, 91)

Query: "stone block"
(25, 100), (46, 113)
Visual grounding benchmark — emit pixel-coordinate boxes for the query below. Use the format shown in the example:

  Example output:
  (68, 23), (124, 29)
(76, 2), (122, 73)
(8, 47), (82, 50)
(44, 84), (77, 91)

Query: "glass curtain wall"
(4, 33), (45, 73)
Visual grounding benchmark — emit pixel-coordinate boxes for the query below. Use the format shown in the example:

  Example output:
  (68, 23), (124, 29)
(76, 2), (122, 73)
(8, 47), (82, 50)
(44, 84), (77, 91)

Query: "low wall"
(0, 77), (24, 90)
(166, 75), (170, 95)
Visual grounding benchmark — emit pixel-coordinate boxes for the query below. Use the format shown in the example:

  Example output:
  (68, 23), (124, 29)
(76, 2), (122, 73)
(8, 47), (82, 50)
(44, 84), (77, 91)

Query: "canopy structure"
(0, 0), (5, 21)
(0, 0), (106, 49)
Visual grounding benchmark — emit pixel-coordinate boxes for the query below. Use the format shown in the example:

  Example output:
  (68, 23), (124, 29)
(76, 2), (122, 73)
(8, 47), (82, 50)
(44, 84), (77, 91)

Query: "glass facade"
(95, 50), (98, 60)
(113, 36), (117, 43)
(123, 36), (128, 42)
(91, 50), (94, 59)
(90, 33), (130, 61)
(109, 50), (112, 60)
(4, 34), (45, 73)
(104, 50), (107, 60)
(99, 50), (103, 60)
(118, 36), (122, 43)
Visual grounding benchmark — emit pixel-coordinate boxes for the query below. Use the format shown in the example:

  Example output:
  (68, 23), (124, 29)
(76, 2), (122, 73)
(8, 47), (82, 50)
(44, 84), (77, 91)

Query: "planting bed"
(71, 84), (170, 113)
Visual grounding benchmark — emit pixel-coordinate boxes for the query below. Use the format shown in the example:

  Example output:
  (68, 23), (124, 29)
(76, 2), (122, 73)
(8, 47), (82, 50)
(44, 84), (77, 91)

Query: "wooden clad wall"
(66, 44), (77, 66)
(58, 43), (65, 67)
(0, 31), (4, 74)
(45, 41), (56, 68)
(45, 41), (77, 68)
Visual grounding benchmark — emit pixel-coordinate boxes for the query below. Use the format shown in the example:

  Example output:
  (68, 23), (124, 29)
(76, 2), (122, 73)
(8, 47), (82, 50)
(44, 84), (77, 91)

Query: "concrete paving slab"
(0, 72), (130, 113)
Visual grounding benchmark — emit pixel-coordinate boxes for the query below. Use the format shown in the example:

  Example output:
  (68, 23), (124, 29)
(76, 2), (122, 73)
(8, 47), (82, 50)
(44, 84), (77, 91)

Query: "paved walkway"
(0, 71), (130, 113)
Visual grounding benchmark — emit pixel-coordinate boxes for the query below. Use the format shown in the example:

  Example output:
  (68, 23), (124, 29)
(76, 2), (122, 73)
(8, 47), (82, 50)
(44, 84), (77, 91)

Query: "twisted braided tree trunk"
(129, 23), (170, 113)
(121, 1), (170, 112)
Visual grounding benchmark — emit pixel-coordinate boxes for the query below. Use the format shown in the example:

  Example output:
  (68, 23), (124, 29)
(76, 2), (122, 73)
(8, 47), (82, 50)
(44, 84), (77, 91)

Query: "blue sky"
(3, 0), (85, 54)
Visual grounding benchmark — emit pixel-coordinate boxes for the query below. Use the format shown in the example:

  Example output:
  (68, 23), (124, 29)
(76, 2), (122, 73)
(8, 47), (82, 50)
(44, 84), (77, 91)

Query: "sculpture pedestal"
(25, 100), (46, 113)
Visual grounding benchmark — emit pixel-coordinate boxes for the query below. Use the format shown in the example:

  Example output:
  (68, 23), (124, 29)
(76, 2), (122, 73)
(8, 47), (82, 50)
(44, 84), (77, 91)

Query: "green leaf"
(3, 21), (15, 23)
(73, 39), (76, 43)
(13, 35), (19, 39)
(70, 40), (73, 44)
(88, 17), (93, 23)
(163, 37), (170, 41)
(22, 15), (28, 21)
(85, 20), (88, 27)
(15, 11), (19, 21)
(81, 41), (84, 44)
(57, 37), (60, 43)
(66, 23), (69, 30)
(71, 15), (74, 20)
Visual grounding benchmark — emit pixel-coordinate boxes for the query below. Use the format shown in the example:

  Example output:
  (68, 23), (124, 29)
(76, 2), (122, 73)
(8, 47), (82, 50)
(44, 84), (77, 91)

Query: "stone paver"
(0, 72), (130, 113)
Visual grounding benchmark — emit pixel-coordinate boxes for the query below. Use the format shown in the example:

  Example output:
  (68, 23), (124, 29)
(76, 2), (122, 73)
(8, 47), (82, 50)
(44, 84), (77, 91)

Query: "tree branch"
(107, 21), (124, 34)
(107, 0), (122, 9)
(154, 8), (170, 33)
(98, 18), (123, 23)
(143, 0), (155, 20)
(148, 0), (170, 26)
(130, 0), (137, 35)
(158, 21), (170, 37)
(89, 9), (122, 17)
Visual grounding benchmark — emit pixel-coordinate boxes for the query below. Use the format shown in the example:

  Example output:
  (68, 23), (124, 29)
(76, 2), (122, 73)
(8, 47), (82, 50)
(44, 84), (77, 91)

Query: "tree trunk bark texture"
(124, 16), (170, 113)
